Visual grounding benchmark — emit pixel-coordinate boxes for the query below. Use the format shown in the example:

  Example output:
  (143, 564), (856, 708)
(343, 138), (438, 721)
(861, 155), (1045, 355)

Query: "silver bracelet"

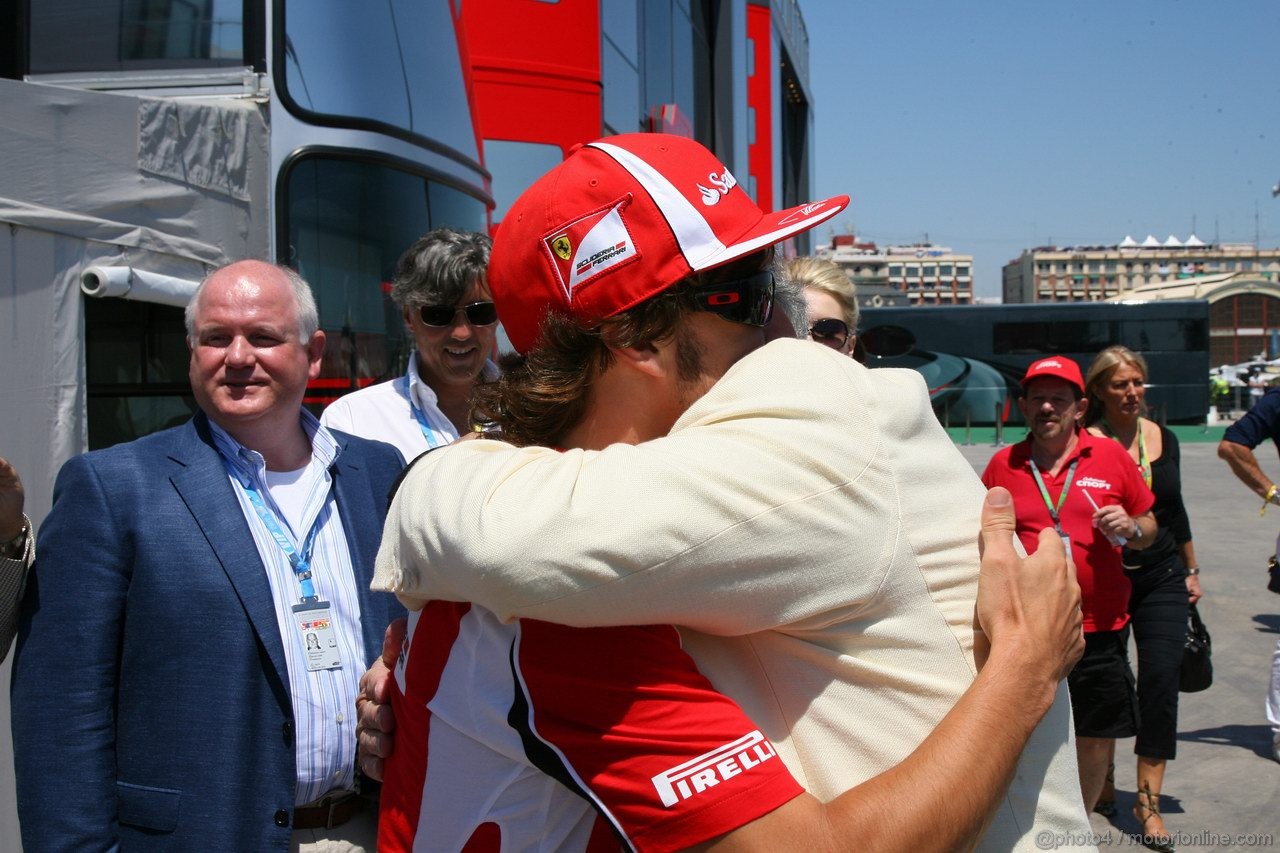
(1185, 567), (1200, 576)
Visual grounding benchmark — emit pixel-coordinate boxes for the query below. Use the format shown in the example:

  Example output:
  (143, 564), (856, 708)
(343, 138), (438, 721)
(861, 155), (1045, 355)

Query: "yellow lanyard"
(1101, 417), (1151, 488)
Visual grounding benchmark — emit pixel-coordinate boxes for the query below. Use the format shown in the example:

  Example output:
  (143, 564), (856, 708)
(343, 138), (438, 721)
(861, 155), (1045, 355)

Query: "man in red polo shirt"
(982, 356), (1156, 814)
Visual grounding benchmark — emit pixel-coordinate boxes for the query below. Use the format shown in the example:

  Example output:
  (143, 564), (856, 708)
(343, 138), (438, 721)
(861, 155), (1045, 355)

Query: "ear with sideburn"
(600, 333), (666, 379)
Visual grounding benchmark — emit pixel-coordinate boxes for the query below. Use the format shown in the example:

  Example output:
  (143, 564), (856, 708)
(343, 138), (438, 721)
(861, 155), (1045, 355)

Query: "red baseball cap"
(489, 133), (850, 353)
(1021, 356), (1085, 394)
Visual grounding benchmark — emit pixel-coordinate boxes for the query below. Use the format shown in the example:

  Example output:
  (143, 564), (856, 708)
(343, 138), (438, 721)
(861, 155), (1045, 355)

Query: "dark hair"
(390, 228), (492, 310)
(472, 249), (773, 446)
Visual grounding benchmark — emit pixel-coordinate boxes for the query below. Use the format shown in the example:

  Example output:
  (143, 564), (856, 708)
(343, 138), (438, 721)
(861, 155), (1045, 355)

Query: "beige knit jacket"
(375, 338), (1094, 852)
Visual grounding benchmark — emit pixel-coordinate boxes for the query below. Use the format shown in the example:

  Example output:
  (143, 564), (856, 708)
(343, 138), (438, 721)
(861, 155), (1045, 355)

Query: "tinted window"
(30, 0), (245, 74)
(994, 317), (1208, 355)
(281, 0), (478, 159)
(1117, 319), (1208, 353)
(283, 156), (488, 382)
(484, 140), (564, 221)
(993, 320), (1113, 355)
(602, 36), (641, 134)
(84, 297), (194, 449)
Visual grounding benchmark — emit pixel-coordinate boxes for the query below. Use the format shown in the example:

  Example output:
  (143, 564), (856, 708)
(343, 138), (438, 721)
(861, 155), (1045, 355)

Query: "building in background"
(1002, 236), (1280, 304)
(1097, 272), (1280, 367)
(817, 234), (973, 306)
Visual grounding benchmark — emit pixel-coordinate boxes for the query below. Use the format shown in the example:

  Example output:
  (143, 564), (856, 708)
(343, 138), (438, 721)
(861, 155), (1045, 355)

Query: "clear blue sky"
(803, 0), (1280, 299)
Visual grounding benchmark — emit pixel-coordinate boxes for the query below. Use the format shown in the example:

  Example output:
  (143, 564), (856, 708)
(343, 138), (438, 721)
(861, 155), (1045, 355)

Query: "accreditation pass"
(292, 600), (342, 671)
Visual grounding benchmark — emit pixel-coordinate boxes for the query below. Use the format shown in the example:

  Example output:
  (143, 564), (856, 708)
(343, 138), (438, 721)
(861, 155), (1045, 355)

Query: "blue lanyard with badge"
(405, 359), (451, 450)
(1029, 458), (1079, 555)
(242, 480), (343, 672)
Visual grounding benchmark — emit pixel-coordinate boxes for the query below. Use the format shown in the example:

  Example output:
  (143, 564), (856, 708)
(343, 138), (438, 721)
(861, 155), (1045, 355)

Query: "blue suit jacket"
(11, 413), (406, 853)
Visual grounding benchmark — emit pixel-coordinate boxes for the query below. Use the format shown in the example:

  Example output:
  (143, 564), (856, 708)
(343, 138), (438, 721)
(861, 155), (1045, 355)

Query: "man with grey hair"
(12, 260), (405, 852)
(321, 227), (498, 459)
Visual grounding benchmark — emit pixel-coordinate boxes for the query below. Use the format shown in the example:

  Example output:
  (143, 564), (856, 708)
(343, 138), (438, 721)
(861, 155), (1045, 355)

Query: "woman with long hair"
(1084, 346), (1201, 853)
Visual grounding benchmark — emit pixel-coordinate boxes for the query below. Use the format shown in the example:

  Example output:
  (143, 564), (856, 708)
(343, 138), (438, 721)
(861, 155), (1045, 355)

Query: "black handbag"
(1268, 555), (1280, 594)
(1179, 604), (1212, 693)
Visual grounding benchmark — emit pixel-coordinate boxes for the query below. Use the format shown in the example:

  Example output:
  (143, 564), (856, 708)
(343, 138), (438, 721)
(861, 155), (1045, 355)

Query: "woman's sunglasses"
(688, 270), (775, 327)
(809, 318), (850, 348)
(418, 300), (499, 328)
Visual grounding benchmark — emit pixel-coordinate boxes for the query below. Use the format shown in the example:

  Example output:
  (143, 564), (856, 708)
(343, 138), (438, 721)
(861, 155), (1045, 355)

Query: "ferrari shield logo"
(552, 235), (572, 260)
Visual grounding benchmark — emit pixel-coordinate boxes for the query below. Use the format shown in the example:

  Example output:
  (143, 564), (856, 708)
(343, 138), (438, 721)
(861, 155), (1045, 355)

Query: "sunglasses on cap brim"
(418, 300), (499, 328)
(688, 270), (775, 327)
(809, 318), (850, 347)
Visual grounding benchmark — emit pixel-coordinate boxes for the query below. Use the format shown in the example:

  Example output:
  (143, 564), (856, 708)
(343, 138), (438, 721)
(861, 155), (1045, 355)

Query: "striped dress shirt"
(209, 413), (364, 805)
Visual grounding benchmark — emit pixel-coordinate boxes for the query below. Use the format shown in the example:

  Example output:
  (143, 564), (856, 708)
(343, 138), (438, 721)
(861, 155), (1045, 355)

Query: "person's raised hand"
(975, 487), (1083, 704)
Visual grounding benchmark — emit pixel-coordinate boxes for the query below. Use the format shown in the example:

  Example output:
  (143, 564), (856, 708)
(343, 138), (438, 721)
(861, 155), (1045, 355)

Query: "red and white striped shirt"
(378, 602), (802, 852)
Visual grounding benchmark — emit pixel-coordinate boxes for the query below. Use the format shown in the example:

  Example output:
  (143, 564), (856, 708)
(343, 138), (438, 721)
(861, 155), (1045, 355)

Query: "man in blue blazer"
(12, 261), (405, 852)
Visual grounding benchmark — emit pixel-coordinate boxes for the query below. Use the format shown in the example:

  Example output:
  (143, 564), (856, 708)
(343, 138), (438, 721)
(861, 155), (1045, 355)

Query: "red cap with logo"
(488, 133), (850, 354)
(1021, 356), (1085, 394)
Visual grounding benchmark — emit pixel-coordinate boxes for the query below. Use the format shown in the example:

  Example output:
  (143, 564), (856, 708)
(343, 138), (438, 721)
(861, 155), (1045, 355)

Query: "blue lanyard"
(241, 479), (328, 602)
(405, 358), (450, 449)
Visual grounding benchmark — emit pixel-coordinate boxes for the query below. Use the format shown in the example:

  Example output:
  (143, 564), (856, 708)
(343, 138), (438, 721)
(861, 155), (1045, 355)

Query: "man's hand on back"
(356, 617), (406, 781)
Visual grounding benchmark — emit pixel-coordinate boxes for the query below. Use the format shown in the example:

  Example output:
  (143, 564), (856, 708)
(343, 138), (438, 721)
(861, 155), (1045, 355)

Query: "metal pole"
(964, 410), (973, 445)
(993, 400), (1005, 447)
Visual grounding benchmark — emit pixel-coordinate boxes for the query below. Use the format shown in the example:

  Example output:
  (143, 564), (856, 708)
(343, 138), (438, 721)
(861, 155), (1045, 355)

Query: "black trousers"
(1125, 558), (1190, 760)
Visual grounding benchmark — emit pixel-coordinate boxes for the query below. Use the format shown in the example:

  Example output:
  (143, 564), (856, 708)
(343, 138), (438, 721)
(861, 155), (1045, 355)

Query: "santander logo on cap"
(696, 169), (738, 206)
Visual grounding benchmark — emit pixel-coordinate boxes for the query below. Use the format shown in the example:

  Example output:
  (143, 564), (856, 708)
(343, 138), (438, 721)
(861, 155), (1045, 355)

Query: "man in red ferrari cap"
(368, 134), (1091, 851)
(982, 356), (1156, 818)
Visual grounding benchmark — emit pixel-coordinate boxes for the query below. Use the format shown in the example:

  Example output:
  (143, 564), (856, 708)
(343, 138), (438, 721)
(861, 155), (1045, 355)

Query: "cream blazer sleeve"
(374, 339), (956, 636)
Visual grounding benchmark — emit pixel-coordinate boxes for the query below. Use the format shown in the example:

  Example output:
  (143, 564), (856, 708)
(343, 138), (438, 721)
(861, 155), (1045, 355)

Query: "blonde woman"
(1085, 346), (1199, 853)
(785, 258), (858, 358)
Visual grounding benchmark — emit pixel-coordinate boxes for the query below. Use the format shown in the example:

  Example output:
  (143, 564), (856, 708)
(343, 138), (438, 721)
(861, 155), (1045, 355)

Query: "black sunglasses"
(688, 270), (774, 327)
(418, 300), (499, 328)
(809, 318), (850, 348)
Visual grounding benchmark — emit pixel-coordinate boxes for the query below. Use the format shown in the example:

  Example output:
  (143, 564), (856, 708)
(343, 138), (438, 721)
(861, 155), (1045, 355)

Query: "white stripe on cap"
(589, 141), (729, 270)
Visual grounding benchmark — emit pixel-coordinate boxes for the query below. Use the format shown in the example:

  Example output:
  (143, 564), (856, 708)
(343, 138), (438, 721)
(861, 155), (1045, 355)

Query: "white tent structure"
(1164, 235), (1183, 247)
(0, 78), (270, 525)
(1142, 234), (1162, 247)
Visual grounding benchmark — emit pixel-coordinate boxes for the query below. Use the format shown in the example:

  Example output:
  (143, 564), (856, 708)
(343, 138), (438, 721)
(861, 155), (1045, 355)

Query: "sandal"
(1133, 784), (1175, 853)
(1093, 761), (1117, 817)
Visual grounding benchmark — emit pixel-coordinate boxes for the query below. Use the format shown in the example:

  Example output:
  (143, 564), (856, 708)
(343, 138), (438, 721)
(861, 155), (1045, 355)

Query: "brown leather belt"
(292, 792), (367, 830)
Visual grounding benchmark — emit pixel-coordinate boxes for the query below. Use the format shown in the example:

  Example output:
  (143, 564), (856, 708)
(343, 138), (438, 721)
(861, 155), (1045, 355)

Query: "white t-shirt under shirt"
(262, 460), (318, 539)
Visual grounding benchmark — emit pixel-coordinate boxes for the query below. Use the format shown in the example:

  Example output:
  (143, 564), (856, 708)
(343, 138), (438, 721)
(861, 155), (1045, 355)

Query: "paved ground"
(956, 440), (1280, 852)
